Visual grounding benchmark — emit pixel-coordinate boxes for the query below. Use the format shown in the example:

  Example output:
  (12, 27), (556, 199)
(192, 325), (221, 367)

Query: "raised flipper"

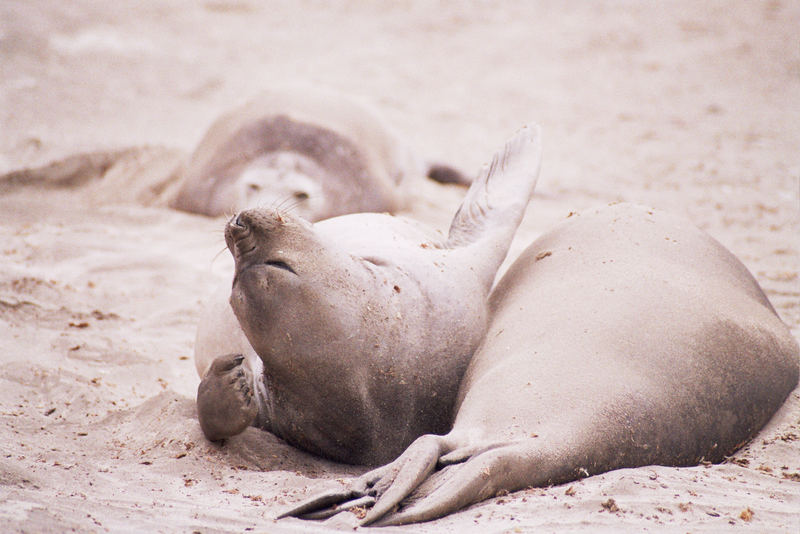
(445, 124), (542, 290)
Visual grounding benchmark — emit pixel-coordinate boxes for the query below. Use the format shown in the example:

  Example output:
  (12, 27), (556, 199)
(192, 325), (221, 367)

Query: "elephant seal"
(194, 125), (542, 466)
(282, 202), (800, 526)
(170, 86), (468, 221)
(0, 87), (466, 218)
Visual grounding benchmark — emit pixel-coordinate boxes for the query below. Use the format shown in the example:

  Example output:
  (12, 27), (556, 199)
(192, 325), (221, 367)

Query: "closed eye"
(264, 260), (296, 274)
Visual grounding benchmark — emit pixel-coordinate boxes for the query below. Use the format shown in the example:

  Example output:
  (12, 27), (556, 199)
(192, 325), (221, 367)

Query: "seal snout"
(225, 211), (256, 259)
(225, 208), (299, 262)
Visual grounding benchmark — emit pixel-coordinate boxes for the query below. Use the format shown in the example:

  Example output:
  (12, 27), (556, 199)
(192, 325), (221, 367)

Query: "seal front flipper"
(196, 353), (258, 441)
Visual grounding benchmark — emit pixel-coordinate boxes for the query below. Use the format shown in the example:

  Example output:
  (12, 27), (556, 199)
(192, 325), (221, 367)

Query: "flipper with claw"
(196, 353), (259, 441)
(370, 442), (528, 526)
(279, 435), (570, 526)
(278, 434), (449, 523)
(370, 437), (580, 526)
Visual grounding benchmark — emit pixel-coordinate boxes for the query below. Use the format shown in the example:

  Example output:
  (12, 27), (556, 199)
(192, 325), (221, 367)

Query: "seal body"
(194, 126), (542, 466)
(283, 203), (799, 525)
(170, 87), (464, 221)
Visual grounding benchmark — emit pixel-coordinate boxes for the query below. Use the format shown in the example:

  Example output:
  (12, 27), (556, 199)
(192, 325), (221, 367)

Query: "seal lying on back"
(282, 202), (800, 526)
(194, 125), (542, 466)
(170, 87), (467, 221)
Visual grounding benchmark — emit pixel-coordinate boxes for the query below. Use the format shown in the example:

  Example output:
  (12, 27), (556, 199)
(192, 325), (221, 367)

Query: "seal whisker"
(271, 195), (303, 220)
(212, 246), (229, 262)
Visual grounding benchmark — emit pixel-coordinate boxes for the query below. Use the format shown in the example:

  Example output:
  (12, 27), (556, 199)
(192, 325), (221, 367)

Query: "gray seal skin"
(194, 125), (543, 466)
(282, 203), (800, 526)
(170, 87), (467, 221)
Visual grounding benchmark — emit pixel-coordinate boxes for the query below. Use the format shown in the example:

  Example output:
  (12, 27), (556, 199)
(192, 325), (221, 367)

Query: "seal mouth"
(233, 259), (297, 289)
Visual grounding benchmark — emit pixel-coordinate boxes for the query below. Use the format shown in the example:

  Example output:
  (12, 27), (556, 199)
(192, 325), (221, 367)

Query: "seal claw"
(196, 353), (258, 441)
(277, 491), (376, 521)
(359, 434), (444, 525)
(278, 434), (447, 525)
(370, 444), (518, 526)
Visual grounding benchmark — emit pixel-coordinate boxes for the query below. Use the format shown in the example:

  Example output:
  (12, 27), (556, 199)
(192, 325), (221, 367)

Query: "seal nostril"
(229, 213), (251, 234)
(226, 213), (254, 255)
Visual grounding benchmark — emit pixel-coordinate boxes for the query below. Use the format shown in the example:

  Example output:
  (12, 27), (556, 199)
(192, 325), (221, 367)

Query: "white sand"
(1, 1), (798, 532)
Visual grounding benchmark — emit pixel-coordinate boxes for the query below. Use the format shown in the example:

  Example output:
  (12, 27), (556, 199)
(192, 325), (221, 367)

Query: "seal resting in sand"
(194, 125), (542, 465)
(281, 202), (800, 526)
(170, 86), (467, 220)
(0, 87), (465, 220)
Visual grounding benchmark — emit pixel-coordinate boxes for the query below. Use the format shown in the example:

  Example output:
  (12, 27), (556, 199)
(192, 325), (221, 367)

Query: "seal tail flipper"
(426, 162), (471, 186)
(372, 439), (575, 527)
(276, 483), (375, 521)
(369, 444), (522, 526)
(445, 124), (542, 289)
(277, 434), (447, 524)
(360, 434), (446, 524)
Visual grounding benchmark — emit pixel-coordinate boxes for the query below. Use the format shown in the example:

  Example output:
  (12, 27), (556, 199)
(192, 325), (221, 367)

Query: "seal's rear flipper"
(372, 439), (572, 526)
(277, 434), (447, 525)
(277, 487), (374, 521)
(367, 443), (520, 526)
(426, 163), (470, 186)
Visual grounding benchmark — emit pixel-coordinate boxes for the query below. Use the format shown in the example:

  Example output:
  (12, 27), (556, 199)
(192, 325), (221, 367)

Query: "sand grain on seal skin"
(1, 1), (798, 533)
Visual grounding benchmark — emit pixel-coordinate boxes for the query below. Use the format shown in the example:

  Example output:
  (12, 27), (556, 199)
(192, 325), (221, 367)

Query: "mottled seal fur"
(282, 202), (800, 525)
(194, 125), (542, 465)
(170, 87), (467, 221)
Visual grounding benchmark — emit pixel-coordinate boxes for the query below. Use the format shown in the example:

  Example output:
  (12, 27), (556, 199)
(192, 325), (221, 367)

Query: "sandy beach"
(1, 1), (798, 532)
